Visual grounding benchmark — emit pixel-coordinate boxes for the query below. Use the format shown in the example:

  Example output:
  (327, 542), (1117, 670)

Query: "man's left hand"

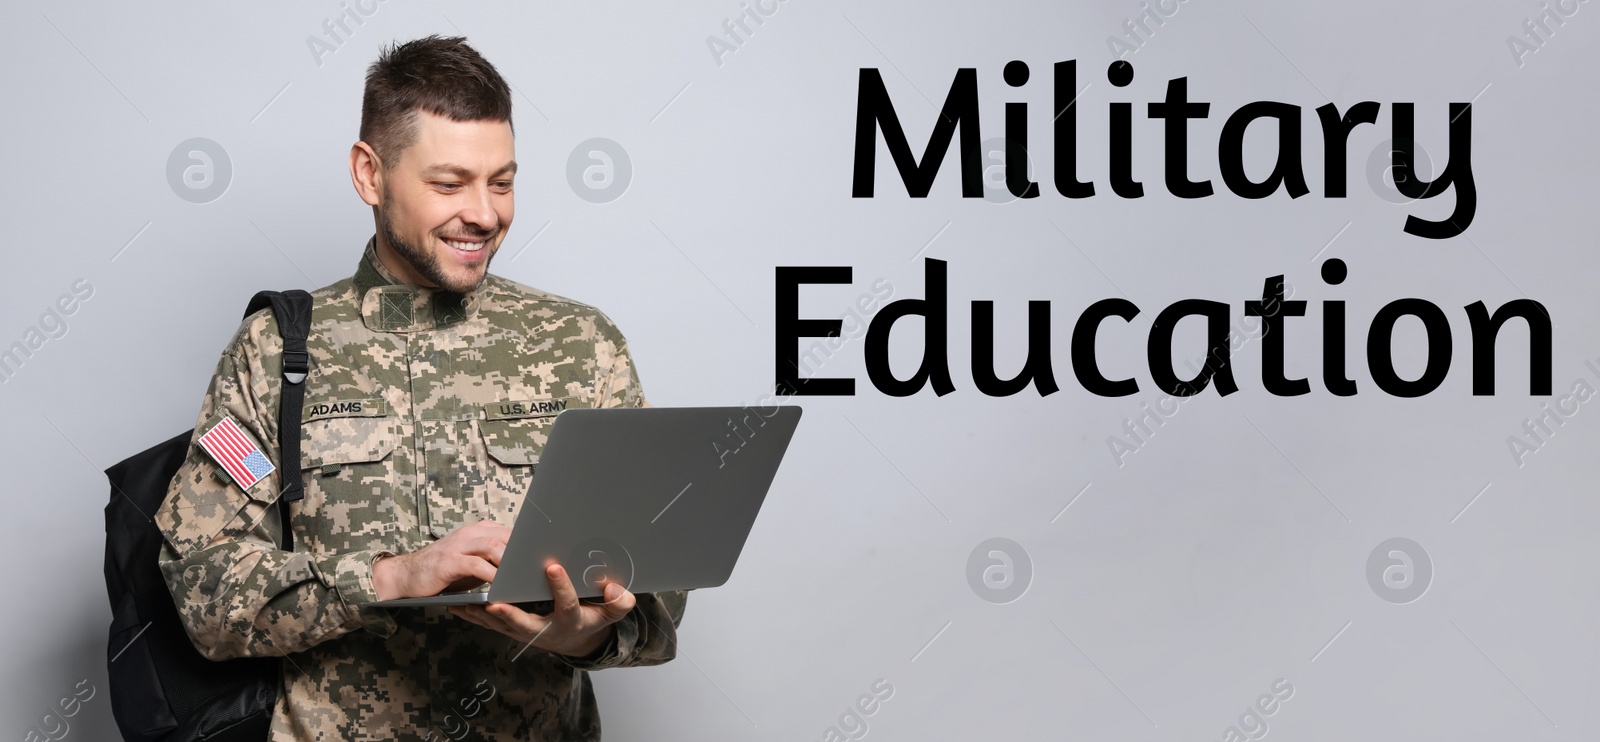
(449, 563), (635, 658)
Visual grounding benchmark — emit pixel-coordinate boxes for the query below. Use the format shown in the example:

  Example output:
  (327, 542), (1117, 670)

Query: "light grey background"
(3, 0), (1596, 739)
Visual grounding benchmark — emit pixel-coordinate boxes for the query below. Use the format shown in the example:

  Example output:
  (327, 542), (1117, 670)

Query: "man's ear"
(350, 141), (384, 207)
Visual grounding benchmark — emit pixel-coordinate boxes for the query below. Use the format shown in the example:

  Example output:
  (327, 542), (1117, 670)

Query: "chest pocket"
(295, 401), (401, 554)
(473, 396), (584, 523)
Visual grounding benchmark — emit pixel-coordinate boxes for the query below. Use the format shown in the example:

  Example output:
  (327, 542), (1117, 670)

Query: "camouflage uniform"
(155, 236), (685, 741)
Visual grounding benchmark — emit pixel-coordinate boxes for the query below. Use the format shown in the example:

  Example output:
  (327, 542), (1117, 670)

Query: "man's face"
(374, 110), (515, 293)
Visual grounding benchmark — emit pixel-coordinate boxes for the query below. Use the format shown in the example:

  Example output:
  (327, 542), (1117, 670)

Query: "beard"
(377, 192), (496, 294)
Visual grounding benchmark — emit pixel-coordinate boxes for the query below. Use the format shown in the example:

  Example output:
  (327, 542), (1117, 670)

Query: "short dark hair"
(360, 35), (514, 171)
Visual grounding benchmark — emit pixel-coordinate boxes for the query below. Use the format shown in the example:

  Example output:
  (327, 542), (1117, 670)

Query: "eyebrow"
(420, 161), (517, 179)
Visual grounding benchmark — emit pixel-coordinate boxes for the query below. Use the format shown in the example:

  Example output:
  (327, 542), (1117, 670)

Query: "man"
(155, 35), (684, 741)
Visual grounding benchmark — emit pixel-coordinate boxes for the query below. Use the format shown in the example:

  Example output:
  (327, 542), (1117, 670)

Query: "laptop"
(366, 405), (802, 607)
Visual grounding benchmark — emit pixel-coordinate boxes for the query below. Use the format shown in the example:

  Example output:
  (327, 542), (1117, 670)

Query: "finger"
(458, 539), (506, 567)
(470, 604), (520, 636)
(595, 582), (637, 621)
(547, 564), (581, 617)
(487, 602), (547, 637)
(448, 555), (498, 589)
(458, 533), (511, 566)
(445, 519), (509, 549)
(450, 605), (491, 629)
(484, 536), (506, 567)
(454, 604), (511, 636)
(458, 517), (510, 533)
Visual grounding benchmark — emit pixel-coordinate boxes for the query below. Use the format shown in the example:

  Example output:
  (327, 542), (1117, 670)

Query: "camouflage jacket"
(155, 236), (685, 741)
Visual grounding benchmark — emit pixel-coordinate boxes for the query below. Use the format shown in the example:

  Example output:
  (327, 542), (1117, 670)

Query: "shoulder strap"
(244, 290), (314, 552)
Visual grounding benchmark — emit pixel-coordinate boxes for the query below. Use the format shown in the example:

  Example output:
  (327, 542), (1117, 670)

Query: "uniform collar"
(353, 235), (483, 333)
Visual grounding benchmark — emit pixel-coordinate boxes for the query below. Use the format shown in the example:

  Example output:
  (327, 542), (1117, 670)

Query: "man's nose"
(460, 187), (499, 231)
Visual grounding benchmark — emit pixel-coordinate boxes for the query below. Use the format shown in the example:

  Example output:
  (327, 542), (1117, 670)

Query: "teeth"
(443, 238), (484, 252)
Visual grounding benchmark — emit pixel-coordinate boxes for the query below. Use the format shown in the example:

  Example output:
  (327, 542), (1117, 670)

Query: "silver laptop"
(366, 405), (802, 607)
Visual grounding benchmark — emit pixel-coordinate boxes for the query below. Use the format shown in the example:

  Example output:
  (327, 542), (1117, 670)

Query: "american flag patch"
(198, 416), (276, 491)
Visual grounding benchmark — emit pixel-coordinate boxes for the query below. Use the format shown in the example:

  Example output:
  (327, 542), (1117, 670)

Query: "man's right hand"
(372, 520), (509, 601)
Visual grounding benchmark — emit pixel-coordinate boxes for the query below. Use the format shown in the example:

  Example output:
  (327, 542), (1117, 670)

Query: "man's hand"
(372, 520), (509, 601)
(448, 563), (636, 658)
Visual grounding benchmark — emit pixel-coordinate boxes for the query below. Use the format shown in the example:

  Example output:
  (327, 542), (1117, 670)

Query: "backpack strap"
(244, 290), (314, 552)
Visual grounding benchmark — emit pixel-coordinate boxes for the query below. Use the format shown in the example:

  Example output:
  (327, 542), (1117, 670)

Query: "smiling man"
(154, 35), (684, 741)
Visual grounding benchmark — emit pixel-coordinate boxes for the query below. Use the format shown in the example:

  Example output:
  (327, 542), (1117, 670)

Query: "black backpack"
(102, 290), (313, 742)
